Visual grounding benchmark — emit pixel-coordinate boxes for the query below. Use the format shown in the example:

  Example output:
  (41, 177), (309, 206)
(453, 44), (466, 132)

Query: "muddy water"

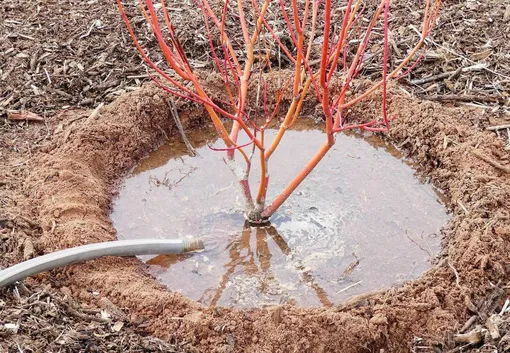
(111, 121), (449, 308)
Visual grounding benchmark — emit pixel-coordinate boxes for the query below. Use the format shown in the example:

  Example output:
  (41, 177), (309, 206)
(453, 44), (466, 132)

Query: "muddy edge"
(15, 82), (510, 352)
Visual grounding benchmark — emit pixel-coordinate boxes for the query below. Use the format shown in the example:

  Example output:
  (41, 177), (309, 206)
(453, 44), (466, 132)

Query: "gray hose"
(0, 238), (204, 288)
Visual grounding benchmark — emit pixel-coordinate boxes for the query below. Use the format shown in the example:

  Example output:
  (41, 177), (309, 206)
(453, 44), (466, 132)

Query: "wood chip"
(23, 239), (35, 260)
(112, 321), (124, 332)
(504, 4), (510, 21)
(85, 102), (104, 124)
(486, 314), (501, 340)
(469, 49), (492, 61)
(453, 328), (483, 344)
(7, 110), (44, 122)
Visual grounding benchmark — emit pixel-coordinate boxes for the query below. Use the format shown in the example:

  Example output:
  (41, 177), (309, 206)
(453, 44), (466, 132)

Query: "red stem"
(394, 53), (425, 80)
(380, 0), (390, 128)
(208, 137), (255, 152)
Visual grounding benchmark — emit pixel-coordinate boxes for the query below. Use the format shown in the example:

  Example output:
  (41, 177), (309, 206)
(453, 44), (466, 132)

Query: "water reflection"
(112, 120), (449, 308)
(148, 222), (333, 307)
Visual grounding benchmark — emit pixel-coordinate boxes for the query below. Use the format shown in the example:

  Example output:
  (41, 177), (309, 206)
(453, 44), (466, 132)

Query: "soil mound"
(7, 83), (507, 352)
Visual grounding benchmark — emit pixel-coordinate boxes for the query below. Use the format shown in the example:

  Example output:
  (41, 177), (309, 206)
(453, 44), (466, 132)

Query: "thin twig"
(448, 260), (462, 290)
(336, 280), (362, 294)
(487, 123), (510, 131)
(471, 149), (510, 173)
(410, 68), (459, 85)
(422, 94), (508, 105)
(410, 64), (488, 85)
(85, 102), (104, 125)
(445, 343), (474, 353)
(167, 98), (196, 156)
(459, 315), (477, 333)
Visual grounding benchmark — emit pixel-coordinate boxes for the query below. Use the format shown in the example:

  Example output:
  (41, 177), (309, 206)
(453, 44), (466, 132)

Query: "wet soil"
(112, 124), (448, 308)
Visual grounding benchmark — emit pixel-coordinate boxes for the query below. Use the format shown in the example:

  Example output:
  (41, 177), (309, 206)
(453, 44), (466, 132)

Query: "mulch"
(1, 0), (509, 117)
(0, 283), (187, 352)
(1, 0), (510, 352)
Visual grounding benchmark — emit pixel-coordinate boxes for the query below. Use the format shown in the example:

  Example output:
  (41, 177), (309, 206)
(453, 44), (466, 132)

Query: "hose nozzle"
(183, 238), (205, 252)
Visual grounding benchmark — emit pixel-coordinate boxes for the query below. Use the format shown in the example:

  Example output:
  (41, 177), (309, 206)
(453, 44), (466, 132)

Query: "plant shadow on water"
(148, 222), (333, 307)
(111, 120), (450, 308)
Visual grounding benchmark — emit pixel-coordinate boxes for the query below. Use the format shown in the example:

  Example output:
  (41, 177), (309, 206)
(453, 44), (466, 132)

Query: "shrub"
(117, 0), (441, 223)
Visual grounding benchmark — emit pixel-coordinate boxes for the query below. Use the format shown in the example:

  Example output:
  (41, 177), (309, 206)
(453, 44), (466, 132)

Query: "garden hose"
(0, 238), (204, 288)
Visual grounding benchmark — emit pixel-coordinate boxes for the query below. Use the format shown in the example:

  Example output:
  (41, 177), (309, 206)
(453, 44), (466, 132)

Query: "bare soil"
(1, 0), (510, 352)
(2, 80), (510, 352)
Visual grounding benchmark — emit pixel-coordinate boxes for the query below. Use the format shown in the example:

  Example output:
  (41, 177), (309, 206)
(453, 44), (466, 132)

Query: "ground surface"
(1, 0), (510, 352)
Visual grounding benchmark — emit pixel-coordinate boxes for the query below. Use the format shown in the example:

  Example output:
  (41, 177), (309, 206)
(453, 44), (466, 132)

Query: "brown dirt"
(2, 0), (510, 352)
(0, 81), (508, 352)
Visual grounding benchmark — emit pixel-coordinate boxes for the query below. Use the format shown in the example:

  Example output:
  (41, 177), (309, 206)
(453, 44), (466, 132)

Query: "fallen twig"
(471, 149), (510, 173)
(487, 123), (510, 131)
(459, 315), (477, 333)
(410, 68), (460, 85)
(85, 102), (104, 124)
(445, 343), (475, 353)
(453, 328), (483, 344)
(49, 294), (111, 324)
(422, 94), (508, 105)
(336, 280), (362, 294)
(167, 98), (196, 156)
(410, 64), (489, 85)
